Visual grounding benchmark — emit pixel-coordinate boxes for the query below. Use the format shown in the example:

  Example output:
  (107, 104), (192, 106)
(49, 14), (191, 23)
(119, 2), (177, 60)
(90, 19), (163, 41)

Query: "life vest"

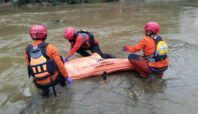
(25, 42), (58, 85)
(145, 35), (168, 62)
(71, 30), (97, 49)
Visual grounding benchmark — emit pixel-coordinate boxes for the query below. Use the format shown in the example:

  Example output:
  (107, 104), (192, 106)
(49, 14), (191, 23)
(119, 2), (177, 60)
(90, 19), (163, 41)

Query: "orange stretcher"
(64, 53), (134, 80)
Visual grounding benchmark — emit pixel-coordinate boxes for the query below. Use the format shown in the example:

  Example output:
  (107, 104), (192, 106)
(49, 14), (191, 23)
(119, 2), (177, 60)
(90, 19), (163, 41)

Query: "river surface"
(0, 0), (198, 114)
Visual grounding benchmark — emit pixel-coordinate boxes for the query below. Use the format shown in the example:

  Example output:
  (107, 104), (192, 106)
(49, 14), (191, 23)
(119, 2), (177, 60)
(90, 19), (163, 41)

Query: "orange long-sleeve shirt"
(126, 35), (169, 68)
(66, 34), (87, 58)
(25, 40), (68, 78)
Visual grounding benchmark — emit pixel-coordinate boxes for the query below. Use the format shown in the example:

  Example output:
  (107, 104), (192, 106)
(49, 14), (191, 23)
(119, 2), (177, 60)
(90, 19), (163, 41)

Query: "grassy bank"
(0, 0), (119, 7)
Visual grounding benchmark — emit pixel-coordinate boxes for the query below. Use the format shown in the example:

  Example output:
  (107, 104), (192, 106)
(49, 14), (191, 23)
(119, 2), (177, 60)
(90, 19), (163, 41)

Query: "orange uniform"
(26, 24), (73, 97)
(66, 31), (99, 58)
(126, 35), (168, 68)
(124, 35), (169, 78)
(67, 33), (90, 57)
(25, 40), (68, 85)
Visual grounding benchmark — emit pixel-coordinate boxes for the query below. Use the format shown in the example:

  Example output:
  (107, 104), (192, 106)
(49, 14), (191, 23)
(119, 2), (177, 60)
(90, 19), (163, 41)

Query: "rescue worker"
(123, 22), (169, 78)
(64, 27), (115, 60)
(24, 24), (73, 97)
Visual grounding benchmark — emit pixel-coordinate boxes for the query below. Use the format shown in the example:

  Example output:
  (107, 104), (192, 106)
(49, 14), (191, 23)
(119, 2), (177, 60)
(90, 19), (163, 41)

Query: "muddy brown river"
(0, 0), (198, 114)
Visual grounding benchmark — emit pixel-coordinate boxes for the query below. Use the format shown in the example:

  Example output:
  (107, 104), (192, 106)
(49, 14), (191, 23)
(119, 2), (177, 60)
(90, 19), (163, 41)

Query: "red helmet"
(30, 24), (47, 40)
(64, 27), (76, 40)
(144, 22), (160, 34)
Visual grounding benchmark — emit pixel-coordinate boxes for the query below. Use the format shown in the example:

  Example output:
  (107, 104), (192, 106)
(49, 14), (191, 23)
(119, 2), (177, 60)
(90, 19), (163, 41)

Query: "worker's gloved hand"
(65, 77), (73, 86)
(123, 44), (129, 52)
(64, 57), (69, 63)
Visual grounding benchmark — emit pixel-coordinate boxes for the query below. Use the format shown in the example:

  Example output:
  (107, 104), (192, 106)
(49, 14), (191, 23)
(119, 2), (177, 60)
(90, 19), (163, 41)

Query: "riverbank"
(0, 0), (119, 8)
(0, 1), (13, 8)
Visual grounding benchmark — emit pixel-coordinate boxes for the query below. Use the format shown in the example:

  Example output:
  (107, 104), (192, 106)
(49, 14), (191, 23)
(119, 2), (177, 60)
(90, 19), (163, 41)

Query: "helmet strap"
(42, 35), (47, 41)
(73, 33), (77, 38)
(68, 33), (77, 42)
(32, 35), (47, 41)
(145, 31), (155, 37)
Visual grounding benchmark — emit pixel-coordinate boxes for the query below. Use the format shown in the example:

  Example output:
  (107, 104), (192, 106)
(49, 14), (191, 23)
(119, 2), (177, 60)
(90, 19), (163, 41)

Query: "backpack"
(77, 30), (96, 48)
(25, 42), (57, 81)
(146, 36), (168, 62)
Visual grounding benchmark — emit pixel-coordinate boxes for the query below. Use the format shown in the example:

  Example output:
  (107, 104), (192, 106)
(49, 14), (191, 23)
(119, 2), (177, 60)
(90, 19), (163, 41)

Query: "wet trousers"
(77, 44), (115, 59)
(128, 54), (167, 78)
(128, 54), (151, 78)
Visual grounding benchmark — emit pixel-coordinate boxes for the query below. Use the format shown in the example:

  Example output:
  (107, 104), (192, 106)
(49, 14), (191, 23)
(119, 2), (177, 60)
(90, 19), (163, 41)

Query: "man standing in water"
(63, 27), (115, 61)
(123, 22), (169, 78)
(24, 24), (73, 97)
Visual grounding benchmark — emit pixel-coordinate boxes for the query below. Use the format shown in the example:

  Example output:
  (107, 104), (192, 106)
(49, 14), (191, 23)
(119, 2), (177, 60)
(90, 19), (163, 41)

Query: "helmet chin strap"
(73, 32), (77, 38)
(68, 33), (77, 41)
(32, 35), (47, 41)
(146, 31), (156, 38)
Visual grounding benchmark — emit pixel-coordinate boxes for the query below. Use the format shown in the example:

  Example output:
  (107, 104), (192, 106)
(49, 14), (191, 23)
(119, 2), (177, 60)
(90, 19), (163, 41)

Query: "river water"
(0, 0), (198, 114)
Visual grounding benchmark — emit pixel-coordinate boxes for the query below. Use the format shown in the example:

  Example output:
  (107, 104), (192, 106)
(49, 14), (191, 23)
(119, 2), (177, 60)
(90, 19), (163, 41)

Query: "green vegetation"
(0, 0), (118, 7)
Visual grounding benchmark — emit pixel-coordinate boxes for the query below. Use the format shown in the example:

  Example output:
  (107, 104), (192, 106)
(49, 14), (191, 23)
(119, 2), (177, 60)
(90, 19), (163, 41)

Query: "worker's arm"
(65, 36), (84, 59)
(24, 51), (29, 64)
(47, 44), (68, 78)
(124, 38), (145, 53)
